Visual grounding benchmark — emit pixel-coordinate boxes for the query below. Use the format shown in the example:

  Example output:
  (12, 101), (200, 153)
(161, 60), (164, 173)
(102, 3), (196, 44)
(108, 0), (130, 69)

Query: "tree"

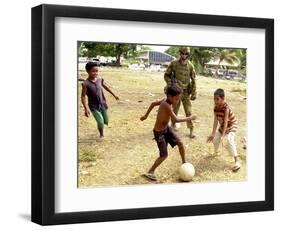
(165, 46), (215, 73)
(79, 42), (100, 57)
(165, 46), (179, 58)
(114, 44), (137, 65)
(212, 48), (240, 66)
(135, 45), (152, 56)
(79, 42), (137, 66)
(189, 47), (214, 73)
(207, 48), (240, 77)
(234, 49), (246, 69)
(165, 46), (245, 74)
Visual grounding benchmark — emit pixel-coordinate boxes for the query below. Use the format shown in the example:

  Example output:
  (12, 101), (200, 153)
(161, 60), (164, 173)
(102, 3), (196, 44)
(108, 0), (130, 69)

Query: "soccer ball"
(179, 162), (195, 181)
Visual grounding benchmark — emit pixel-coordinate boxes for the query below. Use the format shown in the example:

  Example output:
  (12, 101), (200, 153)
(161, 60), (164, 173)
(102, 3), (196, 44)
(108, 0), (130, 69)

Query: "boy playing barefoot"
(81, 62), (119, 139)
(207, 88), (241, 171)
(140, 85), (196, 181)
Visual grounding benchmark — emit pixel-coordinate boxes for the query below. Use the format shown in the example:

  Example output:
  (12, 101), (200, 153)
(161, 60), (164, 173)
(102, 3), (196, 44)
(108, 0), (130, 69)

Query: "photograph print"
(77, 42), (247, 188)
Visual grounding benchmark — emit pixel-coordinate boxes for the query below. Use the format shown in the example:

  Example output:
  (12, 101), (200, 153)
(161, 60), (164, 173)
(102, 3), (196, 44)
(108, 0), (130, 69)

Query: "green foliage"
(79, 42), (137, 65)
(79, 42), (246, 74)
(165, 46), (180, 58)
(166, 46), (246, 74)
(190, 47), (214, 73)
(137, 45), (152, 53)
(234, 49), (247, 69)
(212, 48), (240, 65)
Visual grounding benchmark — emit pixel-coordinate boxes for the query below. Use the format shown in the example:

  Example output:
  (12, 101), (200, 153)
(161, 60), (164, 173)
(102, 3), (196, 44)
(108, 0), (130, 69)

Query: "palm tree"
(190, 47), (214, 73)
(212, 48), (240, 77)
(233, 49), (246, 78)
(215, 49), (240, 65)
(234, 49), (246, 69)
(164, 46), (215, 73)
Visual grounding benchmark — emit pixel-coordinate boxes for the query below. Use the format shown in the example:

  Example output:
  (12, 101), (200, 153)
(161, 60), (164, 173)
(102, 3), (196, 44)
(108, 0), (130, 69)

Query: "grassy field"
(78, 67), (247, 187)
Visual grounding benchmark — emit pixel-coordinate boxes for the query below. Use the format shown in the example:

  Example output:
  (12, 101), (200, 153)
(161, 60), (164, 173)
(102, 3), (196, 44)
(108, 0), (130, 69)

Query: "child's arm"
(102, 79), (119, 100)
(221, 108), (230, 137)
(168, 105), (196, 122)
(81, 83), (91, 117)
(207, 113), (219, 142)
(140, 99), (164, 121)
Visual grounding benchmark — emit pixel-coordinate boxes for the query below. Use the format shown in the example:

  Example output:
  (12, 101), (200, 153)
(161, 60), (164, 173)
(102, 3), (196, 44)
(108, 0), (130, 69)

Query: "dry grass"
(78, 67), (247, 187)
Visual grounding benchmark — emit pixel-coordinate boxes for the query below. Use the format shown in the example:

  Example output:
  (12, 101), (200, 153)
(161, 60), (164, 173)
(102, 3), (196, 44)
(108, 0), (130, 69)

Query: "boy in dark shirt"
(81, 62), (119, 139)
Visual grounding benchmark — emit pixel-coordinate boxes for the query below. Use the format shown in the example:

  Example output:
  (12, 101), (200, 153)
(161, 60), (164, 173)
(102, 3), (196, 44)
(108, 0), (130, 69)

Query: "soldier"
(164, 47), (197, 138)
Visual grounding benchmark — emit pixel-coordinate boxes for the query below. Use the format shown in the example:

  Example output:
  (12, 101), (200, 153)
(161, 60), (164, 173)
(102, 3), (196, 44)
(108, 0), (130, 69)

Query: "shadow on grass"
(194, 154), (232, 177)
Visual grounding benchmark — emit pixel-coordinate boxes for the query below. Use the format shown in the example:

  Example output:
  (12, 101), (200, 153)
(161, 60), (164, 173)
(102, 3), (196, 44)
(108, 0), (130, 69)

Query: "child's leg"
(167, 127), (186, 163)
(148, 134), (168, 174)
(224, 132), (238, 158)
(224, 132), (240, 170)
(213, 131), (222, 154)
(101, 110), (109, 126)
(91, 110), (105, 137)
(148, 155), (168, 174)
(177, 141), (186, 163)
(98, 128), (104, 138)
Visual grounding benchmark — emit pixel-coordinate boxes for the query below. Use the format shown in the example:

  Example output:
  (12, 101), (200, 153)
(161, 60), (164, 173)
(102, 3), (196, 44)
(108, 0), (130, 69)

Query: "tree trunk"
(116, 53), (121, 66)
(216, 60), (222, 78)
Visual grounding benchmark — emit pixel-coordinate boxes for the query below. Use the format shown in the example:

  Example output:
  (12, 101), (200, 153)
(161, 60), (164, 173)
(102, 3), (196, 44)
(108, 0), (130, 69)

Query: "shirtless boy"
(140, 85), (196, 180)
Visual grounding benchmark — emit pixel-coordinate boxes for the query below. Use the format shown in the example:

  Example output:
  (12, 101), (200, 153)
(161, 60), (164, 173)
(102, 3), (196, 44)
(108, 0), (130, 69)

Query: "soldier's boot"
(189, 127), (196, 139)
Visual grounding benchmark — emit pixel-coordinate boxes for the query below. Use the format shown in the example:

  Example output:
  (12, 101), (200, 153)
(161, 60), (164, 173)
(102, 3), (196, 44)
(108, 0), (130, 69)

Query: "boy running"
(207, 88), (241, 171)
(81, 62), (119, 139)
(140, 85), (196, 181)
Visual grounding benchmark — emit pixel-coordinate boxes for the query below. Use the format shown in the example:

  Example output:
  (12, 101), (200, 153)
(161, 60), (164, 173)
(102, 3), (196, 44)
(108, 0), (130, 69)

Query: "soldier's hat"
(179, 47), (190, 53)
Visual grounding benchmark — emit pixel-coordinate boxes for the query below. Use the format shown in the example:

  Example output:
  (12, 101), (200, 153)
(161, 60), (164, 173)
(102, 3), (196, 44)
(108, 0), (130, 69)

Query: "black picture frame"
(31, 4), (274, 225)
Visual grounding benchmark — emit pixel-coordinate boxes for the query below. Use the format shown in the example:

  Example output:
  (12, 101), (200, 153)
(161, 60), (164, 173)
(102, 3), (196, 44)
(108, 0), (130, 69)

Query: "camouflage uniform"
(164, 47), (197, 130)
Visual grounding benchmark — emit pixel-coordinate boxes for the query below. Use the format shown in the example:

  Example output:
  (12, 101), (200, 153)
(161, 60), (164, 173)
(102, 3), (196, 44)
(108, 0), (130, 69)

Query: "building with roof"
(136, 51), (176, 66)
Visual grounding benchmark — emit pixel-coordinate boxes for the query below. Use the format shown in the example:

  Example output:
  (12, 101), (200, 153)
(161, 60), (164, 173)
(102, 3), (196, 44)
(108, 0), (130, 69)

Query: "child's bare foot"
(143, 172), (157, 181)
(232, 161), (241, 171)
(96, 136), (104, 142)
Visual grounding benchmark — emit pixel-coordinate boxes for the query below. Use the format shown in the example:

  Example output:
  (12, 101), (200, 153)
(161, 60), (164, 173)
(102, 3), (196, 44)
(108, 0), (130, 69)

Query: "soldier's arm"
(164, 62), (173, 85)
(189, 62), (197, 98)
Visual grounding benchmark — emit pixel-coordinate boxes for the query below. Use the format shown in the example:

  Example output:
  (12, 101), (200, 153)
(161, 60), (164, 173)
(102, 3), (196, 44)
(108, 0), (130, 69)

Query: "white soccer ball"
(179, 162), (195, 182)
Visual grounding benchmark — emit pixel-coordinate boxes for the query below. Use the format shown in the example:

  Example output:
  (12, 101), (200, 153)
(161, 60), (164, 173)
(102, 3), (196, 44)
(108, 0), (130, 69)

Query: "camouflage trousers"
(172, 89), (193, 129)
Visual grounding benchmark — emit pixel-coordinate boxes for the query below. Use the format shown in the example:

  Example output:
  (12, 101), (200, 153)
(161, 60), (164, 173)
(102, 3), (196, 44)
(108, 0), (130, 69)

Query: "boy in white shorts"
(207, 88), (241, 171)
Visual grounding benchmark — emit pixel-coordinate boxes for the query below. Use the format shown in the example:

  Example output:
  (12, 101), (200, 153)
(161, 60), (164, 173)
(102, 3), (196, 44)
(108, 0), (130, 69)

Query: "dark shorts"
(153, 126), (180, 157)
